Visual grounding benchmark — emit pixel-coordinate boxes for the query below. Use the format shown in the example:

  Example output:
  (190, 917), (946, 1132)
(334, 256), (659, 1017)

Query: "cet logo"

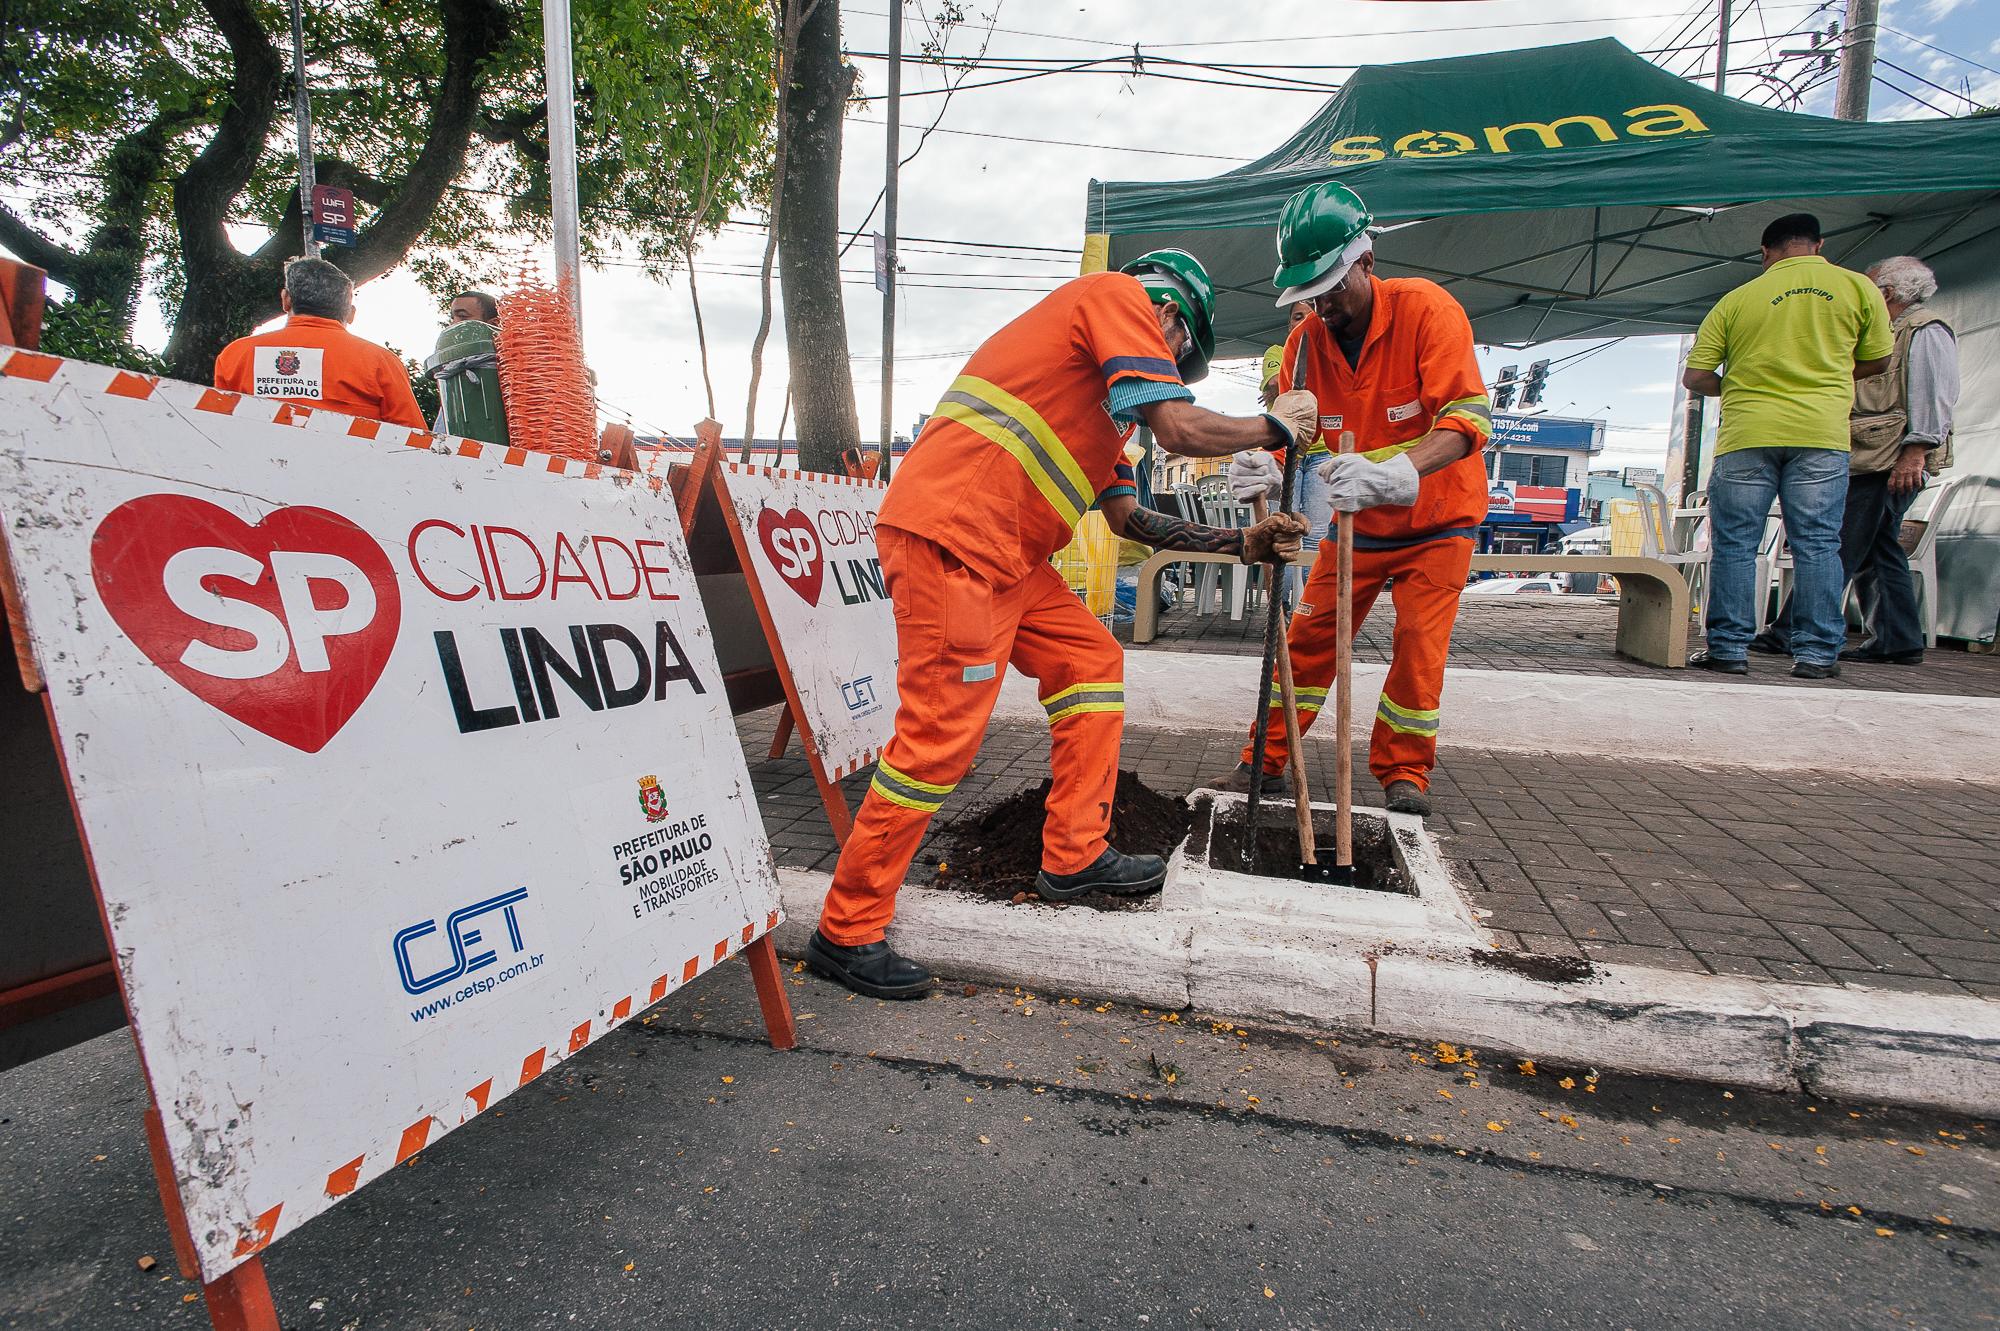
(274, 349), (301, 377)
(755, 506), (823, 606)
(90, 495), (402, 753)
(841, 675), (877, 712)
(393, 888), (530, 995)
(638, 773), (669, 823)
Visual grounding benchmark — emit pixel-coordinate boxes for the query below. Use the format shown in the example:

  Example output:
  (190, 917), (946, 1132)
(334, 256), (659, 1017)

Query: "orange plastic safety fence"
(496, 258), (597, 463)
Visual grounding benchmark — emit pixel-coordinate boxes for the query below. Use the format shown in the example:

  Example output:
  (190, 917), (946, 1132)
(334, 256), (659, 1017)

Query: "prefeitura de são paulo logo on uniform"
(274, 349), (301, 376)
(637, 774), (669, 823)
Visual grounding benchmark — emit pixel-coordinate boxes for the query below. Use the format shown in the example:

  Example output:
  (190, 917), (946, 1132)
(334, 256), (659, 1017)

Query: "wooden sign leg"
(768, 703), (796, 759)
(146, 1103), (281, 1329)
(815, 772), (854, 844)
(743, 935), (798, 1051)
(202, 1258), (281, 1331)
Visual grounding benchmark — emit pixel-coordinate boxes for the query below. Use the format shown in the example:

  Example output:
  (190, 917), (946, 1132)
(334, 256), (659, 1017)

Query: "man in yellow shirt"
(1682, 213), (1892, 679)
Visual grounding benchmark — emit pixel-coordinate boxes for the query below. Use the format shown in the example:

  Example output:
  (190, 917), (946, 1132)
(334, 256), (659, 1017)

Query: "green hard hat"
(1273, 181), (1374, 305)
(1121, 247), (1216, 384)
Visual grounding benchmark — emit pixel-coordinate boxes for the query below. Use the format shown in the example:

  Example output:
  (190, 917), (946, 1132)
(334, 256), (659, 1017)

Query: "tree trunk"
(777, 0), (860, 475)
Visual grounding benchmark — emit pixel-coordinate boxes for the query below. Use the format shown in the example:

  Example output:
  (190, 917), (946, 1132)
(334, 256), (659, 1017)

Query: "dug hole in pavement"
(772, 657), (2000, 1117)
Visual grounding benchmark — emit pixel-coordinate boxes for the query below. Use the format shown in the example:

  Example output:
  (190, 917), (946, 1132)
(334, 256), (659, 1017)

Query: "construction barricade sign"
(712, 460), (898, 786)
(0, 351), (781, 1282)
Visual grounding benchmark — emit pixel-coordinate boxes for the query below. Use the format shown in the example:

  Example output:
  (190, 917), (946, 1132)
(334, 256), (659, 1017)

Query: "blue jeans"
(1287, 453), (1333, 601)
(1705, 446), (1851, 665)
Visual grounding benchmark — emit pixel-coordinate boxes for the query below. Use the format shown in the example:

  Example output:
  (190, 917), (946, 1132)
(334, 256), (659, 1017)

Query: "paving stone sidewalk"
(1120, 591), (2000, 697)
(739, 708), (2000, 1001)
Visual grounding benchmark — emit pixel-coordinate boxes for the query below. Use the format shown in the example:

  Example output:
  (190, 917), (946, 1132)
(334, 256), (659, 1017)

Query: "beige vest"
(1850, 306), (1952, 475)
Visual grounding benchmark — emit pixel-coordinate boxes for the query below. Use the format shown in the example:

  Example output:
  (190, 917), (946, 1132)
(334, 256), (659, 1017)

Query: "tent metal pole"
(1835, 0), (1878, 121)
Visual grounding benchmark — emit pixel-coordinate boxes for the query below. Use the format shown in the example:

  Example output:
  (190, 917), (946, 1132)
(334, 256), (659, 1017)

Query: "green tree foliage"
(0, 0), (775, 383)
(39, 299), (171, 374)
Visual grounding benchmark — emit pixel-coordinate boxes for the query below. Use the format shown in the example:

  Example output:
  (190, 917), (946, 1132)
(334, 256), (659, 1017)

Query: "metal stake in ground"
(1242, 431), (1302, 872)
(1253, 495), (1340, 884)
(1335, 429), (1356, 877)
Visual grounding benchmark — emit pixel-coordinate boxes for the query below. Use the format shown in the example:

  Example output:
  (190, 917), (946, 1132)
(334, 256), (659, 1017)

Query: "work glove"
(1226, 448), (1282, 501)
(1261, 389), (1319, 453)
(1240, 512), (1309, 566)
(1316, 451), (1420, 511)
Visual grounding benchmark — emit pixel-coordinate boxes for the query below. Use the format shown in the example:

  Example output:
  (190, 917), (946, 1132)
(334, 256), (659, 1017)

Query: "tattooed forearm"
(1124, 506), (1245, 556)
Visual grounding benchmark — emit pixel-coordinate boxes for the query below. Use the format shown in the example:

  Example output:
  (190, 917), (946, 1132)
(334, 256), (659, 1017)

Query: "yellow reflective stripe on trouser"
(1266, 682), (1330, 714)
(870, 758), (956, 813)
(1375, 693), (1440, 737)
(1041, 682), (1125, 725)
(933, 375), (1093, 528)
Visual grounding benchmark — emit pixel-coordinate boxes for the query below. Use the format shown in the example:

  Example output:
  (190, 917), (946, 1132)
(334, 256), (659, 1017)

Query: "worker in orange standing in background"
(808, 250), (1319, 1000)
(213, 258), (426, 429)
(1210, 182), (1492, 818)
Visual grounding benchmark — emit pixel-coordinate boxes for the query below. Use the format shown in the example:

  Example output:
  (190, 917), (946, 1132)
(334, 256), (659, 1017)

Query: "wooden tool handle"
(1335, 431), (1355, 871)
(1251, 497), (1315, 863)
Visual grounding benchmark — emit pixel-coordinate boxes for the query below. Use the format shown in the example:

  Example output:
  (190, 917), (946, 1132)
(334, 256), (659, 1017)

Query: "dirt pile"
(923, 770), (1192, 913)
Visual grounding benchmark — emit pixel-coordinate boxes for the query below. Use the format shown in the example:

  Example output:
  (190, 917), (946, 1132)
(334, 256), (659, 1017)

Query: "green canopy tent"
(1083, 38), (2000, 357)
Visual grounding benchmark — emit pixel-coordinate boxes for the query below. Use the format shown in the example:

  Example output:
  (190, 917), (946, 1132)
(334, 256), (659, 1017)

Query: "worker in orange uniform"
(1211, 182), (1492, 818)
(213, 258), (426, 429)
(808, 250), (1318, 999)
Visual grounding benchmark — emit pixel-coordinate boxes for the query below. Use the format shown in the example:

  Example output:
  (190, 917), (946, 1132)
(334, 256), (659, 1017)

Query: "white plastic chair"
(1633, 482), (1712, 622)
(1906, 474), (1969, 647)
(1195, 495), (1252, 621)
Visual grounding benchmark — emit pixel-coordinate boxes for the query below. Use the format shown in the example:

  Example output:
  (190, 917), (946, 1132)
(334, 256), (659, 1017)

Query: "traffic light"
(1520, 359), (1551, 408)
(1491, 365), (1519, 411)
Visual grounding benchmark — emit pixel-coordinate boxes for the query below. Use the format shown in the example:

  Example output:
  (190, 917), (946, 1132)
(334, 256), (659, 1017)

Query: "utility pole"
(1835, 0), (1878, 120)
(543, 0), (583, 332)
(879, 1), (902, 480)
(288, 0), (318, 260)
(1713, 0), (1731, 93)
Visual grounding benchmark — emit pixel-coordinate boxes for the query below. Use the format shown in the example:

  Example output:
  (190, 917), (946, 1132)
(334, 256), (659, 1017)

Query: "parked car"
(1462, 576), (1559, 596)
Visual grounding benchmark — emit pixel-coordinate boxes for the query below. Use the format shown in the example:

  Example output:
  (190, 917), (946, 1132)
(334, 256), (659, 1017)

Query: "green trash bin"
(426, 320), (509, 446)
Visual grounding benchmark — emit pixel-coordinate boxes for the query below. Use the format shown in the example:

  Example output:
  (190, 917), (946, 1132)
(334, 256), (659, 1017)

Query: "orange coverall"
(820, 271), (1187, 947)
(213, 314), (427, 429)
(1240, 275), (1492, 792)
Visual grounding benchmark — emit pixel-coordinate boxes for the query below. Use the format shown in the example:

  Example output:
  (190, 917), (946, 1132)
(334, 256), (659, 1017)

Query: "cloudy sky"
(133, 0), (2000, 473)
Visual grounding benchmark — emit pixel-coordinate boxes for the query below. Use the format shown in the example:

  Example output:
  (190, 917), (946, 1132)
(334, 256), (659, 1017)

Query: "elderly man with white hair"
(1751, 254), (1958, 665)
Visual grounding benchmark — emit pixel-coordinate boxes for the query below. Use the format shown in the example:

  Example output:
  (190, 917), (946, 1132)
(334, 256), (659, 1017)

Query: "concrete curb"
(774, 869), (2000, 1113)
(989, 650), (2000, 782)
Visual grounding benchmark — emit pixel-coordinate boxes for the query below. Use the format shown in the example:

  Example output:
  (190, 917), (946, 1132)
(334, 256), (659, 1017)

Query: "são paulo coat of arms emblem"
(637, 774), (669, 823)
(274, 349), (301, 376)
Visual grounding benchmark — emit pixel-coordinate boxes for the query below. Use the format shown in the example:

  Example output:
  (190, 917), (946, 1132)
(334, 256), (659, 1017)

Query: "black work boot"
(1384, 779), (1432, 817)
(805, 929), (932, 1000)
(1035, 847), (1168, 902)
(1202, 761), (1287, 795)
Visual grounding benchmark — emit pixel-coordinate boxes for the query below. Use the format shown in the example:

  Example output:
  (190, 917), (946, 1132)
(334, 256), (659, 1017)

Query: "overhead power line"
(847, 117), (1251, 162)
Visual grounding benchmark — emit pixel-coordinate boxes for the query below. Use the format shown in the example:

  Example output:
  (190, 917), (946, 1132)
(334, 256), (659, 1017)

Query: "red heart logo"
(90, 495), (402, 753)
(755, 507), (823, 607)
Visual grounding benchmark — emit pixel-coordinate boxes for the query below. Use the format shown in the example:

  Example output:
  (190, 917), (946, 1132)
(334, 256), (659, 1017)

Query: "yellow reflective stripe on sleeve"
(1439, 394), (1493, 437)
(934, 375), (1093, 528)
(1356, 395), (1492, 463)
(1375, 693), (1440, 736)
(1041, 681), (1125, 725)
(869, 758), (957, 813)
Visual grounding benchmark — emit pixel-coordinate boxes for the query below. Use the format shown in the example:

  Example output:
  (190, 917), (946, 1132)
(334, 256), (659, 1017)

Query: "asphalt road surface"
(4, 962), (1993, 1330)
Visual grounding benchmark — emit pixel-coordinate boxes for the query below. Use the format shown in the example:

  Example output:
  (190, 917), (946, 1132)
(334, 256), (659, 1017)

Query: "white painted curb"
(991, 650), (2000, 781)
(774, 869), (2000, 1113)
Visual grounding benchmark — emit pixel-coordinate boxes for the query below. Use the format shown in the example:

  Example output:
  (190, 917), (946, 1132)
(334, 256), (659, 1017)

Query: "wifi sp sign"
(90, 495), (402, 753)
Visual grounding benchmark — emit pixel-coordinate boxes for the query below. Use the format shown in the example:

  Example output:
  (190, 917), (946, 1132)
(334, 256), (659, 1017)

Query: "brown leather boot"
(1384, 779), (1431, 817)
